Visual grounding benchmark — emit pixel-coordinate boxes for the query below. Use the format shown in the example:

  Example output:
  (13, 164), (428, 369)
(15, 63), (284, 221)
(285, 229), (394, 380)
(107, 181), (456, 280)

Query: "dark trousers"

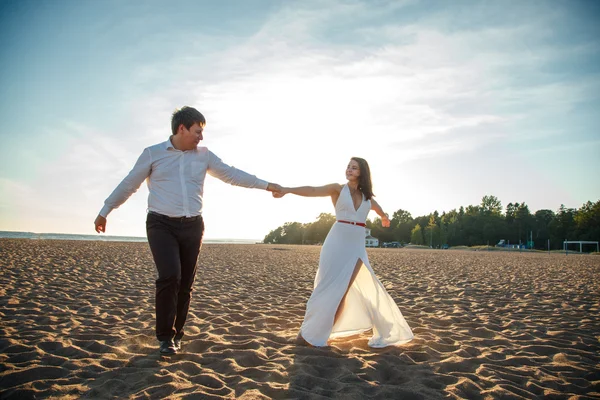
(146, 212), (204, 341)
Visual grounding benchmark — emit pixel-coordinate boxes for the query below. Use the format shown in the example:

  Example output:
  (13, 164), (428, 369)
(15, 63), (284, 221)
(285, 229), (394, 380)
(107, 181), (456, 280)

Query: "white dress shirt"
(99, 139), (268, 218)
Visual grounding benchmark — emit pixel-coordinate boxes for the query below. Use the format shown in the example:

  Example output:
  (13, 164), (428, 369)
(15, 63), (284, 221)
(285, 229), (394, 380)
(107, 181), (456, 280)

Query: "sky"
(0, 0), (599, 240)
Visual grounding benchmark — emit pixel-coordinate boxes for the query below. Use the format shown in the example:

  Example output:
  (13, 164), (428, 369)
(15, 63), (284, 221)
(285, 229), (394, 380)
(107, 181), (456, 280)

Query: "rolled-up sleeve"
(207, 151), (268, 190)
(99, 148), (153, 217)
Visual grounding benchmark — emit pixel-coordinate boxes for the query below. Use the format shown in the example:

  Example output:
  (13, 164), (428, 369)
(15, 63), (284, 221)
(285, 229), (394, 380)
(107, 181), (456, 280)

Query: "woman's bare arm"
(371, 198), (390, 227)
(273, 183), (342, 198)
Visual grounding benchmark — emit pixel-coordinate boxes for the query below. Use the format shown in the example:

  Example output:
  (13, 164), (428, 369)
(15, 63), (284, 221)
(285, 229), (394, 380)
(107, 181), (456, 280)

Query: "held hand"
(272, 186), (289, 199)
(94, 215), (107, 233)
(268, 183), (288, 198)
(267, 183), (283, 193)
(381, 215), (390, 228)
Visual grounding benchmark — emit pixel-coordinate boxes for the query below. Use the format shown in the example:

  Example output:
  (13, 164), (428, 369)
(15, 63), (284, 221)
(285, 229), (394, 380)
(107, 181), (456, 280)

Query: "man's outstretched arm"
(207, 151), (274, 191)
(94, 148), (152, 233)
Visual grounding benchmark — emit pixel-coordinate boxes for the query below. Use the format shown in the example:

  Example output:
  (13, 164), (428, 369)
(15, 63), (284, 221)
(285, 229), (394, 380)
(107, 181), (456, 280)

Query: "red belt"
(337, 220), (366, 227)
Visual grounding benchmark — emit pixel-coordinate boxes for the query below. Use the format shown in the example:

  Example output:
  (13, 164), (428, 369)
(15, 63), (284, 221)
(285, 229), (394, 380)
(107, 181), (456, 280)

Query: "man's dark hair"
(171, 106), (206, 135)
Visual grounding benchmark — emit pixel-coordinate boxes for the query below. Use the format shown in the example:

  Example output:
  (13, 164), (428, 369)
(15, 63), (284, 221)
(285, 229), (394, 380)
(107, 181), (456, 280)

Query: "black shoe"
(174, 338), (182, 351)
(159, 340), (177, 355)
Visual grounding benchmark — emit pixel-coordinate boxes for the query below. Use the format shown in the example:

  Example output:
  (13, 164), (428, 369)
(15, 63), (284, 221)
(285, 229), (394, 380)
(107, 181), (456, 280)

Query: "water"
(0, 231), (260, 244)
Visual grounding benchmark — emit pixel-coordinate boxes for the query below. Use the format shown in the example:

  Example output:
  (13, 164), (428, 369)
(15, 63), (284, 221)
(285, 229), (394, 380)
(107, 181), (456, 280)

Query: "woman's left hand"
(381, 215), (390, 228)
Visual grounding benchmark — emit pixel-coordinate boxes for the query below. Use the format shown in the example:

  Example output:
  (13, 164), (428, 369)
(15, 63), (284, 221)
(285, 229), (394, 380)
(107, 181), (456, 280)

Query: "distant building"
(365, 228), (379, 247)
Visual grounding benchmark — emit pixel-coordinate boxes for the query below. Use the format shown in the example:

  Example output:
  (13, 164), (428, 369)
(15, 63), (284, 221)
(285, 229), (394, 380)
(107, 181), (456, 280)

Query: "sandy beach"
(0, 239), (598, 399)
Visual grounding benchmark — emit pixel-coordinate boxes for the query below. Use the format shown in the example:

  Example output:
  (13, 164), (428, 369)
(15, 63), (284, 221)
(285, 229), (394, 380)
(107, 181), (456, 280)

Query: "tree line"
(263, 195), (600, 250)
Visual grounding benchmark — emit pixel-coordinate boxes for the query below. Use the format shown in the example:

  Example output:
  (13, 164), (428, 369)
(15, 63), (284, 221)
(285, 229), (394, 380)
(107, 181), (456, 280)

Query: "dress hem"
(301, 330), (415, 348)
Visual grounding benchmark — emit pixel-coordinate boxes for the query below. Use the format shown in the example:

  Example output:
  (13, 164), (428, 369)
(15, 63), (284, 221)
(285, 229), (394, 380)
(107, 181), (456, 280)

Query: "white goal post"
(563, 240), (599, 253)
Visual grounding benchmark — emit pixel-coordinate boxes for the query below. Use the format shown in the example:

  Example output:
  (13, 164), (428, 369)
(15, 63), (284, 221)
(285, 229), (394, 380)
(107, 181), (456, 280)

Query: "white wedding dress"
(299, 184), (414, 348)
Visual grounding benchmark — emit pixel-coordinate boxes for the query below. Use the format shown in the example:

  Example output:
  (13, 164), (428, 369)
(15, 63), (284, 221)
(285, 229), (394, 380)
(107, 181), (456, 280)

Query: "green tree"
(515, 203), (533, 245)
(480, 195), (502, 215)
(391, 209), (413, 244)
(439, 211), (453, 246)
(263, 196), (600, 250)
(534, 209), (555, 249)
(461, 205), (482, 245)
(479, 196), (505, 245)
(506, 202), (517, 224)
(411, 223), (424, 245)
(445, 209), (463, 246)
(263, 226), (284, 244)
(370, 217), (394, 243)
(424, 214), (440, 247)
(392, 209), (413, 224)
(549, 205), (576, 247)
(305, 213), (336, 244)
(280, 222), (305, 244)
(574, 200), (600, 241)
(505, 202), (533, 244)
(465, 205), (480, 216)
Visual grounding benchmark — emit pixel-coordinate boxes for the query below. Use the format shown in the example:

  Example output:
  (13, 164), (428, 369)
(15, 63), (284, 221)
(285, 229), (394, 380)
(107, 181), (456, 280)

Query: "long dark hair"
(351, 157), (374, 200)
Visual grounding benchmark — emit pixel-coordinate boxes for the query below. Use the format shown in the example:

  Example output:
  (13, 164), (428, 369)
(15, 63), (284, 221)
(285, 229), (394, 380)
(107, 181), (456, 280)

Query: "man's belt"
(148, 211), (202, 222)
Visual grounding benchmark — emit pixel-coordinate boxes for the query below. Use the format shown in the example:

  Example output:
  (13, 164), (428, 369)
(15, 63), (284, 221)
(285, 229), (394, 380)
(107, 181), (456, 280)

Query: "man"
(94, 106), (280, 355)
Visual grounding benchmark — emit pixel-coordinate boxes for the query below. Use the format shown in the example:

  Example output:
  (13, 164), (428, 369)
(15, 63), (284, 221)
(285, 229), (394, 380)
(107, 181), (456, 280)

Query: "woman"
(273, 157), (414, 348)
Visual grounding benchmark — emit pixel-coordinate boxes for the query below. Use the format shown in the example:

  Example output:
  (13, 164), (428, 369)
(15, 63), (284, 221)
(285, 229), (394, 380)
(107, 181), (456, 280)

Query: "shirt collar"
(164, 136), (200, 152)
(165, 136), (176, 151)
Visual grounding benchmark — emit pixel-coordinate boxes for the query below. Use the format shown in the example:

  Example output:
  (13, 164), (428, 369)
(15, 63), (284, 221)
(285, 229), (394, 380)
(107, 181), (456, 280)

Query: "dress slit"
(334, 258), (363, 324)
